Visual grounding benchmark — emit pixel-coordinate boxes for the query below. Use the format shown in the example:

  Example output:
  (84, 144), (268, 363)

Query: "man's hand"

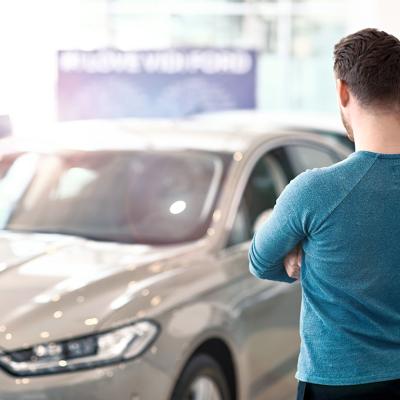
(284, 244), (302, 280)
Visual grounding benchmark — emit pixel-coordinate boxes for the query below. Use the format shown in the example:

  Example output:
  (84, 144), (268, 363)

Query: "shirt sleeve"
(248, 171), (311, 283)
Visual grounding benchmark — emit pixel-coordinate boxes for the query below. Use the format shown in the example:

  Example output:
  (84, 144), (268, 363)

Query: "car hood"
(0, 231), (197, 350)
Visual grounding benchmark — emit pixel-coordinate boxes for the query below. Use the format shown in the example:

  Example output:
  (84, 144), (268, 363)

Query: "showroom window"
(0, 0), (347, 128)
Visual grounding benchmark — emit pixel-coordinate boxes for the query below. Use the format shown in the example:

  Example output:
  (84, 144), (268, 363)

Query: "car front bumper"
(0, 356), (172, 400)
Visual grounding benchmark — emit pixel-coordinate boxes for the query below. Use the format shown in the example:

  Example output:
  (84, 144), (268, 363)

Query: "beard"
(340, 109), (355, 142)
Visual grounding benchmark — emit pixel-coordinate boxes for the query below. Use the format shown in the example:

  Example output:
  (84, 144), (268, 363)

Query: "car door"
(220, 140), (346, 400)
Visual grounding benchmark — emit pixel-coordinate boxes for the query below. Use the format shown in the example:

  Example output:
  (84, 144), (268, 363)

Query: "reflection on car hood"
(0, 231), (194, 350)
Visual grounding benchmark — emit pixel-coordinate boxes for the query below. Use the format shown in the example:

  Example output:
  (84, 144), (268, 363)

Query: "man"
(248, 28), (400, 400)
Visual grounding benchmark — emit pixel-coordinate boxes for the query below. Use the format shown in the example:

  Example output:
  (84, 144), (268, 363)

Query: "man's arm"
(248, 172), (310, 283)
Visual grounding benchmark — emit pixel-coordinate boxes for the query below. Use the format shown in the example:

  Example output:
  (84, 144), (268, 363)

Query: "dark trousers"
(297, 378), (400, 400)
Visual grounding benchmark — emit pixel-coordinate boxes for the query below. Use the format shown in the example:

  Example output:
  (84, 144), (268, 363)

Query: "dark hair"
(334, 28), (400, 110)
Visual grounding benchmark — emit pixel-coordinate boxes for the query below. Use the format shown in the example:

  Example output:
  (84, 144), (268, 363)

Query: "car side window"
(226, 148), (288, 248)
(284, 145), (340, 178)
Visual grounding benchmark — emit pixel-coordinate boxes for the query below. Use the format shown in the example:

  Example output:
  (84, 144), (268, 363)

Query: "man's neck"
(353, 111), (400, 153)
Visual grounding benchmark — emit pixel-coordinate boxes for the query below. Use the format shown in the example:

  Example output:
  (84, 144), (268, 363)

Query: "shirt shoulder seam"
(315, 154), (378, 231)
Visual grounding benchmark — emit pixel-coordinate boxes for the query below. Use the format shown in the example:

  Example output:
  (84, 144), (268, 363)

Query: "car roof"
(1, 113), (345, 155)
(192, 110), (345, 134)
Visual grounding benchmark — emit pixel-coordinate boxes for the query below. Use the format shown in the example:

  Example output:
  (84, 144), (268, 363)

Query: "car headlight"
(0, 320), (159, 376)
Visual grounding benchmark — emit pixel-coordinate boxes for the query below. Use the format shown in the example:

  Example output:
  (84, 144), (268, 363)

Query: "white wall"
(0, 0), (58, 134)
(346, 0), (400, 38)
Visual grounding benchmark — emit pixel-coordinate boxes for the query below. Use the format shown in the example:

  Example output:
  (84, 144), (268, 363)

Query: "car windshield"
(0, 150), (231, 245)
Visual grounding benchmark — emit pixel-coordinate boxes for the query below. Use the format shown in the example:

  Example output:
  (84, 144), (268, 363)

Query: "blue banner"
(58, 48), (257, 120)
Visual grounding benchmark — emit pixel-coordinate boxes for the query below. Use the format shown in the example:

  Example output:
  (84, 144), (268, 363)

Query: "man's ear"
(336, 79), (350, 108)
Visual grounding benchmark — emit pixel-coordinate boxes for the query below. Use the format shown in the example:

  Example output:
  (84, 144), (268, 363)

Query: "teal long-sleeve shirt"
(248, 149), (400, 385)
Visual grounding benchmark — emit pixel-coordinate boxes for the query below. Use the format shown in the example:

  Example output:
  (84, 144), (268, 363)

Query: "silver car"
(0, 120), (350, 400)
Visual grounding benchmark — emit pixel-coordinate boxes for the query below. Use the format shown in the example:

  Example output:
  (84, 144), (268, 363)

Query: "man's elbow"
(248, 254), (281, 280)
(248, 241), (270, 279)
(248, 259), (297, 284)
(248, 245), (276, 279)
(249, 260), (268, 280)
(248, 241), (296, 283)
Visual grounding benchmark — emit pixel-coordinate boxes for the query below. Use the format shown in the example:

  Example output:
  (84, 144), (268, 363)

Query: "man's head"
(333, 28), (400, 141)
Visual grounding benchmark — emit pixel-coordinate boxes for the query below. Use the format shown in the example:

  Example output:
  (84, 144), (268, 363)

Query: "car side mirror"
(252, 208), (274, 233)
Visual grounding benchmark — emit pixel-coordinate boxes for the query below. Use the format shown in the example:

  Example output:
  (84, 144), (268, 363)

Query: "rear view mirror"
(253, 208), (274, 233)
